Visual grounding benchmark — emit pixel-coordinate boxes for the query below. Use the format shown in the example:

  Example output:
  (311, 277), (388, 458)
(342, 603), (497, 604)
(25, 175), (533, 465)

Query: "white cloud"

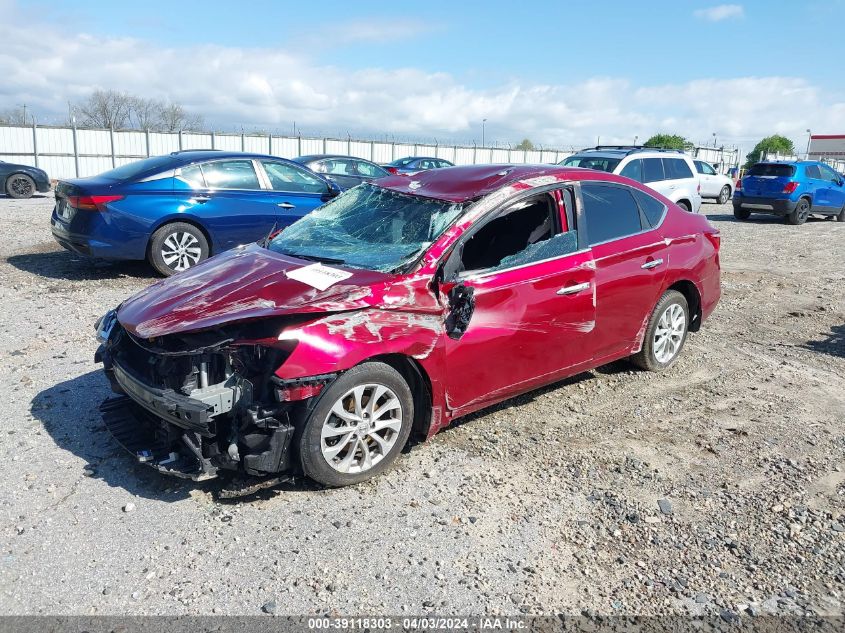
(1, 0), (841, 154)
(694, 4), (745, 21)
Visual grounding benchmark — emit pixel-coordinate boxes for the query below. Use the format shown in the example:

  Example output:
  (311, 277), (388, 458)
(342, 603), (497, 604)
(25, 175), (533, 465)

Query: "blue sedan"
(50, 150), (339, 275)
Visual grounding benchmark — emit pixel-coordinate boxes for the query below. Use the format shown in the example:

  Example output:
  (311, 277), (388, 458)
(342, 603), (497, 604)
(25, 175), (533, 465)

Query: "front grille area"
(112, 328), (228, 395)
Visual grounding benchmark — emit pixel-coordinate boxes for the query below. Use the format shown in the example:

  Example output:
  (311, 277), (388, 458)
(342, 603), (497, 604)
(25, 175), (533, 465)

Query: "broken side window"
(459, 193), (578, 274)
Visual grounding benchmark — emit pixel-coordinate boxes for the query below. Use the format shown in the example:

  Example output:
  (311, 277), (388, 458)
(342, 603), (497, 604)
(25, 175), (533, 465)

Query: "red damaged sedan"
(95, 165), (720, 492)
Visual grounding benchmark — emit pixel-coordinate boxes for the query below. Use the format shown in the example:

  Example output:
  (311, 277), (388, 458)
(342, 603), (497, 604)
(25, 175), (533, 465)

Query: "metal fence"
(763, 151), (845, 172)
(0, 124), (575, 180)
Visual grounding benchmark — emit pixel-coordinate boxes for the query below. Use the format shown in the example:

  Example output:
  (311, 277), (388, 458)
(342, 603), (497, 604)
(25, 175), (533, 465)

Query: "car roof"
(375, 164), (622, 203)
(294, 154), (379, 164)
(167, 150), (292, 165)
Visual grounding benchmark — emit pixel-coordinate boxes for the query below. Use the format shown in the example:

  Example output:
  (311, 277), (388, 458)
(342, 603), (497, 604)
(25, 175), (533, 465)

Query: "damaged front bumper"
(95, 317), (332, 482)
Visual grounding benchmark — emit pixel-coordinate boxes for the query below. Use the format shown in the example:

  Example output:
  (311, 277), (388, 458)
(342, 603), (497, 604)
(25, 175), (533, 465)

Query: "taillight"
(67, 194), (124, 211)
(385, 166), (399, 175)
(735, 179), (742, 191)
(782, 181), (799, 194)
(705, 230), (721, 251)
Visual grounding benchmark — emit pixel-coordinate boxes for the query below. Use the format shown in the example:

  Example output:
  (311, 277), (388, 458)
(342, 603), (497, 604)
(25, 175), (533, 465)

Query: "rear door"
(743, 163), (796, 199)
(444, 187), (595, 411)
(580, 182), (669, 360)
(642, 158), (669, 197)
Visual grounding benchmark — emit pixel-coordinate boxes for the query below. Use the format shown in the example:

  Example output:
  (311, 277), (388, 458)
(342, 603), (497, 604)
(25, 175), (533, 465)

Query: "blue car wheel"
(148, 222), (210, 276)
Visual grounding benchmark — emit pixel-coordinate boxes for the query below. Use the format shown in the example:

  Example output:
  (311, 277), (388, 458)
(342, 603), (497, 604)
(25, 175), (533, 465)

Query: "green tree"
(643, 134), (693, 151)
(744, 134), (795, 167)
(515, 138), (535, 151)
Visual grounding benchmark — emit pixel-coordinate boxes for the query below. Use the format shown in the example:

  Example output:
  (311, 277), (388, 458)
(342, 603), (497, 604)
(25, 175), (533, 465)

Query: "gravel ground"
(0, 192), (843, 617)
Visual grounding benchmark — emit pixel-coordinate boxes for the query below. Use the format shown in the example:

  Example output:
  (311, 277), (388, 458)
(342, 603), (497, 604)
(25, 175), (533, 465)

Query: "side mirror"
(325, 180), (341, 198)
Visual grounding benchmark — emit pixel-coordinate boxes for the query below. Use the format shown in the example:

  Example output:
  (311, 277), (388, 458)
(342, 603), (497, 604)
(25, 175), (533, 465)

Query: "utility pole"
(805, 129), (812, 159)
(482, 118), (487, 148)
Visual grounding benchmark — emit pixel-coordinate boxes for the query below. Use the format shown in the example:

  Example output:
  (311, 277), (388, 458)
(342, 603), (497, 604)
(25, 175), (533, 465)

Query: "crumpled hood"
(118, 244), (394, 339)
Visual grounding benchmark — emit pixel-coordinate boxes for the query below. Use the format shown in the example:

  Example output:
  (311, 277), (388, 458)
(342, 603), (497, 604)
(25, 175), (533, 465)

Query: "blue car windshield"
(268, 183), (464, 272)
(98, 155), (177, 181)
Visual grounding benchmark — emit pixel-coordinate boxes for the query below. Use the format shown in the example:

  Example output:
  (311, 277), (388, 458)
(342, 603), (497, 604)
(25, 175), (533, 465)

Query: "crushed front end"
(94, 310), (330, 483)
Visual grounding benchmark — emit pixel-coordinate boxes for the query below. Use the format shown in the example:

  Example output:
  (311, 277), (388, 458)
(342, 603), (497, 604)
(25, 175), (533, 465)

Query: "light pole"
(805, 129), (812, 159)
(712, 132), (717, 148)
(482, 118), (487, 147)
(634, 135), (638, 146)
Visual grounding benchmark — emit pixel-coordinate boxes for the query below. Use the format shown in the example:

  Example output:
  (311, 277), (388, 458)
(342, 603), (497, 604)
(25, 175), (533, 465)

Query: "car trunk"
(53, 177), (120, 227)
(741, 164), (795, 198)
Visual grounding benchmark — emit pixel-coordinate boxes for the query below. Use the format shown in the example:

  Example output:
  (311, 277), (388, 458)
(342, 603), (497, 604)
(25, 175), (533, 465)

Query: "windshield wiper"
(281, 251), (346, 265)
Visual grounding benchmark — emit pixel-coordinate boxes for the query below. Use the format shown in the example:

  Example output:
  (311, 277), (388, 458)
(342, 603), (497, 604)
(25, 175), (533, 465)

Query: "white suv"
(560, 147), (702, 213)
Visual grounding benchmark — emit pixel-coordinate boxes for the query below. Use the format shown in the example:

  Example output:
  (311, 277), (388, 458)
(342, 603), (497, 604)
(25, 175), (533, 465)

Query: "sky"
(2, 0), (844, 155)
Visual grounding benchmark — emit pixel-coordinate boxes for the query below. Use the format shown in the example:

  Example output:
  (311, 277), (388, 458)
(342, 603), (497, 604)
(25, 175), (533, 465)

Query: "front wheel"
(717, 186), (731, 205)
(299, 362), (414, 487)
(835, 205), (845, 222)
(630, 290), (689, 372)
(786, 198), (810, 225)
(148, 222), (209, 276)
(5, 174), (35, 199)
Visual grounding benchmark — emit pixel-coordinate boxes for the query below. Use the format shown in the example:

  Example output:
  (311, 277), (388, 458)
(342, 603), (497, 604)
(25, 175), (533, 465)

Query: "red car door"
(443, 189), (596, 412)
(580, 182), (669, 360)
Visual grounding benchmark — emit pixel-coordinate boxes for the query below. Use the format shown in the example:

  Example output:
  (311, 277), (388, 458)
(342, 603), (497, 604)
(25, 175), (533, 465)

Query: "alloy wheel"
(653, 303), (686, 364)
(718, 186), (730, 205)
(320, 383), (403, 474)
(797, 200), (810, 223)
(160, 232), (202, 271)
(10, 176), (33, 197)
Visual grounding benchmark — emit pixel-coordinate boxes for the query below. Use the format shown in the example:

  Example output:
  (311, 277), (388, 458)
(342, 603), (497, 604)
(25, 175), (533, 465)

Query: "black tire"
(786, 198), (810, 225)
(148, 222), (209, 276)
(299, 362), (414, 487)
(733, 206), (751, 220)
(835, 205), (845, 222)
(5, 174), (35, 199)
(677, 200), (691, 212)
(717, 186), (731, 205)
(630, 290), (690, 372)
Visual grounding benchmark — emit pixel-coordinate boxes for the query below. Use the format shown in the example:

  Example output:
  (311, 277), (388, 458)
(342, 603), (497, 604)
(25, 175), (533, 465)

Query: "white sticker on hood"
(286, 263), (353, 291)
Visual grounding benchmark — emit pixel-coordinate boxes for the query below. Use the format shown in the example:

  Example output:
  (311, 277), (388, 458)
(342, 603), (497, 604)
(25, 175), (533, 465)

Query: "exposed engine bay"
(95, 309), (335, 494)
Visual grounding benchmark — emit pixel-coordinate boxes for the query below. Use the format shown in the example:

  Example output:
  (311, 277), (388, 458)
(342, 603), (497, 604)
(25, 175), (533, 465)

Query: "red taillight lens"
(783, 181), (799, 194)
(735, 179), (742, 190)
(67, 194), (124, 211)
(275, 383), (325, 402)
(705, 230), (721, 251)
(385, 166), (398, 175)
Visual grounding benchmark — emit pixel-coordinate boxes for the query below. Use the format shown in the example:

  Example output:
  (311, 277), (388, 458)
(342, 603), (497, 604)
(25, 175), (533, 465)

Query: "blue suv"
(734, 161), (845, 225)
(50, 151), (339, 275)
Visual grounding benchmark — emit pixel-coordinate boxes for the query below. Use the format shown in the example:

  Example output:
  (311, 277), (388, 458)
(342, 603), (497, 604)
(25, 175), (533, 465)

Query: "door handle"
(556, 282), (591, 296)
(277, 202), (295, 209)
(641, 258), (664, 270)
(193, 196), (211, 203)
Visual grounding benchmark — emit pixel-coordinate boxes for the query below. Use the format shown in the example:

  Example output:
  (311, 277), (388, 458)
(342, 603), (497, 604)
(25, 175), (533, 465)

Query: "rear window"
(559, 156), (621, 173)
(98, 155), (175, 181)
(748, 164), (795, 177)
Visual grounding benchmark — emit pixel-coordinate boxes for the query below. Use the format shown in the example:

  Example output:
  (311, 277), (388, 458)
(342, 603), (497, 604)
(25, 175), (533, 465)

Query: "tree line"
(0, 90), (203, 132)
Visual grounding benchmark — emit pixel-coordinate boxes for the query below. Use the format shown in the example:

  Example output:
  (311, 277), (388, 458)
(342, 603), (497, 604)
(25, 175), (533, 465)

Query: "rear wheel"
(677, 200), (691, 212)
(717, 186), (731, 205)
(148, 222), (209, 276)
(835, 205), (845, 222)
(786, 198), (810, 225)
(5, 174), (35, 199)
(299, 362), (414, 487)
(733, 206), (751, 220)
(631, 290), (689, 372)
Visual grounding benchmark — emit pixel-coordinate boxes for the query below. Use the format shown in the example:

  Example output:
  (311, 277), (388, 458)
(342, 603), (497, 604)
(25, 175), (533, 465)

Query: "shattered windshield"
(267, 183), (464, 272)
